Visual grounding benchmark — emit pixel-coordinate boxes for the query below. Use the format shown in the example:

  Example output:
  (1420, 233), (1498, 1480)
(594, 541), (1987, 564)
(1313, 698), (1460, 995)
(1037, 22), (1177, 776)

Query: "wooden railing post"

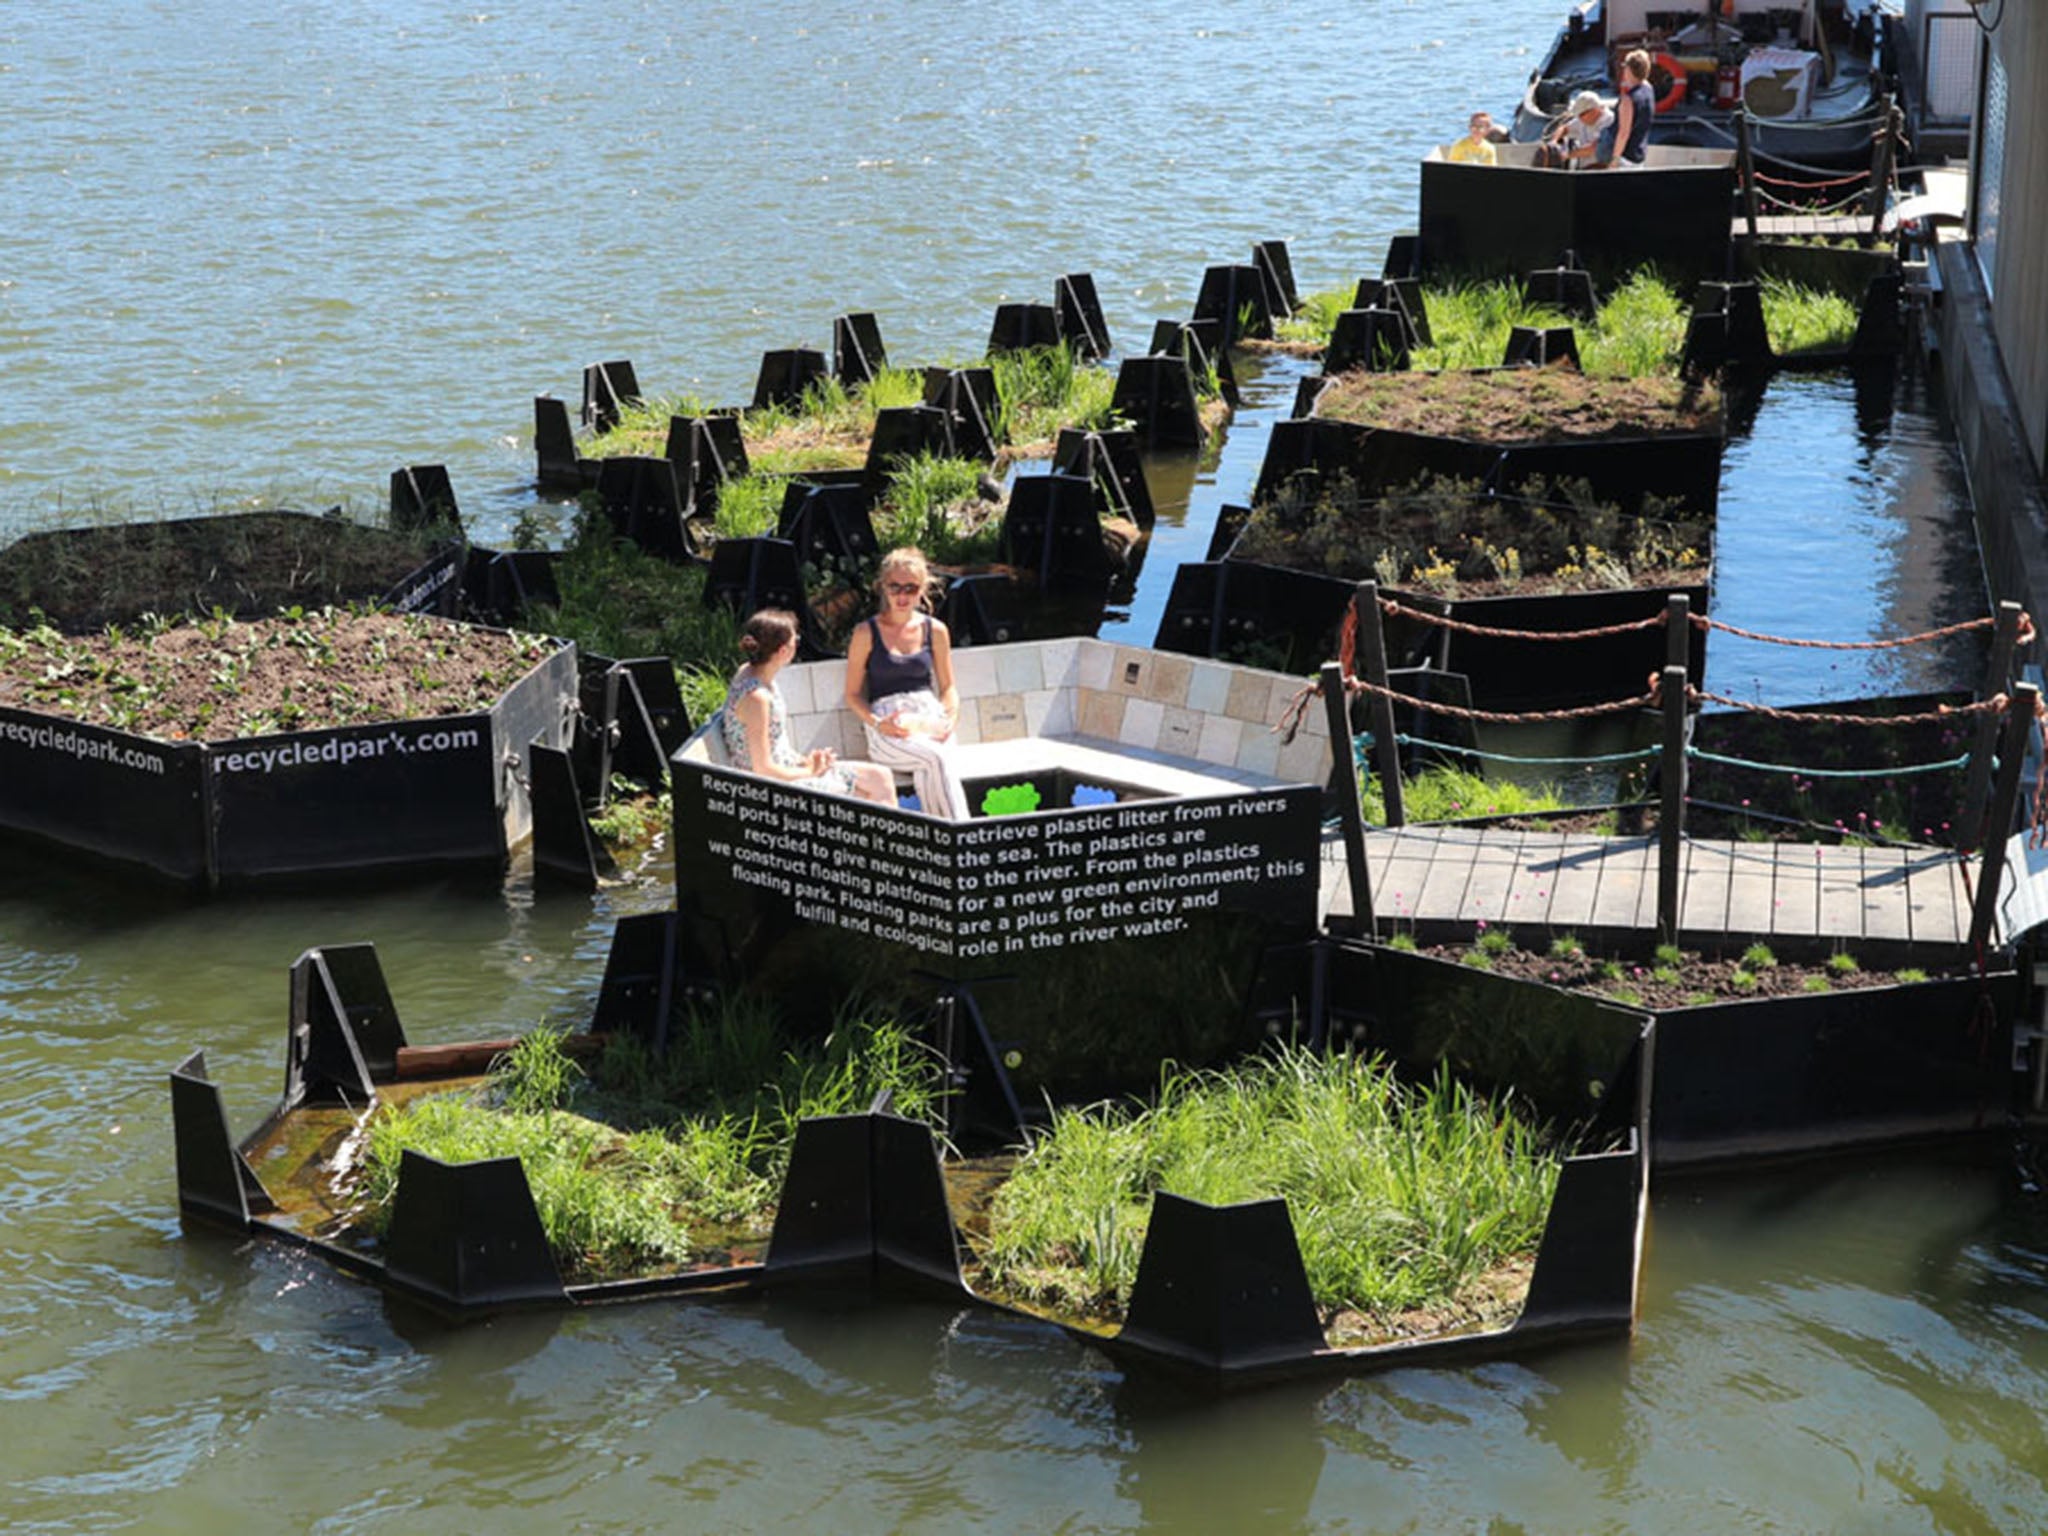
(1666, 592), (1691, 671)
(1961, 600), (2023, 847)
(1968, 682), (2036, 954)
(1354, 581), (1404, 828)
(1864, 96), (1895, 244)
(1320, 662), (1373, 932)
(1658, 663), (1689, 942)
(1736, 114), (1760, 245)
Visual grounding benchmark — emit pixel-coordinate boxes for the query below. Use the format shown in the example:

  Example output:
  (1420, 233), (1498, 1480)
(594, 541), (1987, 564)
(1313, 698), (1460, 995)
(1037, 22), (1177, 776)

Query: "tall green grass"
(1279, 274), (1690, 377)
(876, 453), (998, 564)
(1362, 762), (1568, 826)
(973, 1048), (1560, 1323)
(984, 342), (1121, 444)
(1759, 275), (1860, 354)
(525, 508), (739, 683)
(356, 1003), (943, 1282)
(1415, 273), (1687, 376)
(582, 369), (927, 465)
(1275, 287), (1351, 346)
(710, 472), (786, 538)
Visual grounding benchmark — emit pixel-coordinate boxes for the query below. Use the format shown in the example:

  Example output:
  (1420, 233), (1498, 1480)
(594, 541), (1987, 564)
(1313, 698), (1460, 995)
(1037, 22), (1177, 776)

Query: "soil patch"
(0, 511), (450, 632)
(1416, 938), (1957, 1010)
(1315, 366), (1720, 443)
(1232, 470), (1710, 596)
(0, 610), (552, 743)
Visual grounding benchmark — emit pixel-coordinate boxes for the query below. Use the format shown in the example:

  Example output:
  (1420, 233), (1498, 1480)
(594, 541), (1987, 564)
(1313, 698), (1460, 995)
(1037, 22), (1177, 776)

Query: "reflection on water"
(1709, 364), (1987, 706)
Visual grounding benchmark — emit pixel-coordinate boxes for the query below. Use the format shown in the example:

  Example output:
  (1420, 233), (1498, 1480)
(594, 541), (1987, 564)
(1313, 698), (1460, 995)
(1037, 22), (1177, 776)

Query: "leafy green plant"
(1741, 942), (1778, 970)
(1826, 950), (1861, 975)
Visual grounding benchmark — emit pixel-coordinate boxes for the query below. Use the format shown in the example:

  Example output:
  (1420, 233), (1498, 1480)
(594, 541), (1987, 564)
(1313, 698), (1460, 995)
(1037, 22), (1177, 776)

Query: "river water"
(5, 3), (2044, 1531)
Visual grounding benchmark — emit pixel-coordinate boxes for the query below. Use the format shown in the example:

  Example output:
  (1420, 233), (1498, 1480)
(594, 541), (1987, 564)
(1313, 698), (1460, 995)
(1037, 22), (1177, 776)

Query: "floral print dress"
(719, 673), (859, 795)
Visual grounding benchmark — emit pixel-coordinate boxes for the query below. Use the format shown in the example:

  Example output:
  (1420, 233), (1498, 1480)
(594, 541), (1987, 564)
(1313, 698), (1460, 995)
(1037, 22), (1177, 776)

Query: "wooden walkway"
(1320, 826), (1984, 947)
(1737, 212), (1879, 241)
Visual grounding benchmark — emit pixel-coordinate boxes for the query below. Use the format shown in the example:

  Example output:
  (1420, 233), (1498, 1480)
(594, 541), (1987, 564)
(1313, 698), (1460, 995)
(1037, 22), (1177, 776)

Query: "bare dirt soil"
(1316, 366), (1720, 443)
(0, 610), (551, 742)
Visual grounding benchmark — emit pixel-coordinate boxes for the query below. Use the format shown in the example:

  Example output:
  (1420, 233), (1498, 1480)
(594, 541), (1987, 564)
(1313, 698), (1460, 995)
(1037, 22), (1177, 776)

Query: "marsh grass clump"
(709, 473), (787, 539)
(526, 509), (739, 691)
(588, 777), (673, 854)
(877, 453), (999, 564)
(1404, 272), (1687, 376)
(585, 370), (930, 475)
(1274, 287), (1353, 347)
(970, 1049), (1561, 1335)
(355, 1002), (944, 1283)
(1759, 275), (1861, 355)
(986, 342), (1121, 447)
(1363, 761), (1571, 826)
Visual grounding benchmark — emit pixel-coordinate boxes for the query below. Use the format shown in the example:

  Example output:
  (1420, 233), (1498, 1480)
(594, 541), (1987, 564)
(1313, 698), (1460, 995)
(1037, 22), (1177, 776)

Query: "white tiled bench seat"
(676, 637), (1331, 799)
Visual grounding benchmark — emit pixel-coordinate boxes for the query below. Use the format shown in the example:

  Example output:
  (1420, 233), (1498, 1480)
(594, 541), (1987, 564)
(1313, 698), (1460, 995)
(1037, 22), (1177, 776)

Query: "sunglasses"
(884, 581), (922, 595)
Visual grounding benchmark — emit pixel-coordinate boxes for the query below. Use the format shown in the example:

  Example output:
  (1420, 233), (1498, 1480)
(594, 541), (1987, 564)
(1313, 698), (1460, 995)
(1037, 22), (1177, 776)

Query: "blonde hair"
(1622, 48), (1651, 84)
(876, 546), (934, 608)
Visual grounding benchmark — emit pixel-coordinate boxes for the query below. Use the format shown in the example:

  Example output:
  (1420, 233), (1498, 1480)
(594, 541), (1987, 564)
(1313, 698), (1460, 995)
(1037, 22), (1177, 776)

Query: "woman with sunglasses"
(843, 547), (969, 819)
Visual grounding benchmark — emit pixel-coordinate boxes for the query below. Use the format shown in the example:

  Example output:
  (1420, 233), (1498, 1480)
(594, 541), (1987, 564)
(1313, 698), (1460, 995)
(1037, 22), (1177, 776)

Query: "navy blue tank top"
(865, 616), (933, 701)
(1620, 79), (1654, 164)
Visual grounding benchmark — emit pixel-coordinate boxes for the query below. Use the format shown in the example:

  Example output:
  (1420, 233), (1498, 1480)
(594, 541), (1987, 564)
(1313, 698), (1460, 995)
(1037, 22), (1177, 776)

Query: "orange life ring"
(1653, 52), (1688, 113)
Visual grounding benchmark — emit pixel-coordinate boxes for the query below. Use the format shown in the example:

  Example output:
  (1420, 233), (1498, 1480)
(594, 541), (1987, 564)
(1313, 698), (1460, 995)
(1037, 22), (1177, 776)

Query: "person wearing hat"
(1545, 89), (1616, 169)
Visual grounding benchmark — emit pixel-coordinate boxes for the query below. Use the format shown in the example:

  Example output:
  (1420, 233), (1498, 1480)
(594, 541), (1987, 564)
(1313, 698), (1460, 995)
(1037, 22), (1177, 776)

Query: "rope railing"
(1688, 746), (1974, 779)
(1689, 610), (2029, 650)
(1754, 183), (1871, 219)
(1343, 675), (1661, 724)
(1372, 592), (2032, 654)
(1753, 166), (1870, 192)
(1686, 687), (2006, 726)
(1311, 578), (2040, 946)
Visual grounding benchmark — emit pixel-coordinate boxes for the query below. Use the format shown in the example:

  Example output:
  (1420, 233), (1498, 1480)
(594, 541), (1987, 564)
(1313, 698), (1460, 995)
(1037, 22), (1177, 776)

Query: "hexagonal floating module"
(169, 921), (1651, 1390)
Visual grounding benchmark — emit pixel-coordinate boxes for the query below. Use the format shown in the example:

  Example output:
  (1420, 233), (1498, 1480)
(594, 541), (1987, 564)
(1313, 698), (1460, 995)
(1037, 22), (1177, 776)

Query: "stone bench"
(677, 637), (1329, 813)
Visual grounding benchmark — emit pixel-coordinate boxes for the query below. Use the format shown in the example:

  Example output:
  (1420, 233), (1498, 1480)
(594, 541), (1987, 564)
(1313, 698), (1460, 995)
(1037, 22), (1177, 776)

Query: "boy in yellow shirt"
(1445, 111), (1499, 165)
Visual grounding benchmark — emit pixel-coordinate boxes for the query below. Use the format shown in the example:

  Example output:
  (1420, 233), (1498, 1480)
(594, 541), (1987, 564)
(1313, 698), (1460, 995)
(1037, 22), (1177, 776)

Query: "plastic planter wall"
(1418, 147), (1737, 283)
(1257, 416), (1724, 522)
(671, 759), (1323, 1096)
(172, 930), (1651, 1391)
(0, 636), (575, 888)
(1648, 972), (2025, 1170)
